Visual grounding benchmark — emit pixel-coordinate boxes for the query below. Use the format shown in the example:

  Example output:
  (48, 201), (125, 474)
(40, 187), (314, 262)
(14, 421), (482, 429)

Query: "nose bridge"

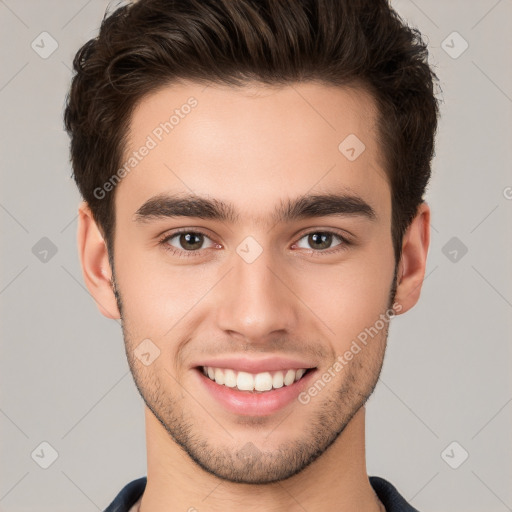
(215, 241), (297, 340)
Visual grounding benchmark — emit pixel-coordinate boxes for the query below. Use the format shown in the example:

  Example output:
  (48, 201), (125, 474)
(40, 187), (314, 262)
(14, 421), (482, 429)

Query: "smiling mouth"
(197, 365), (316, 393)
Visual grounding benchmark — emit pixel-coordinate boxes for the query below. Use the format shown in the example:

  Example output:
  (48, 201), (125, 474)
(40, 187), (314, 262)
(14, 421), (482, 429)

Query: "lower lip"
(194, 367), (317, 416)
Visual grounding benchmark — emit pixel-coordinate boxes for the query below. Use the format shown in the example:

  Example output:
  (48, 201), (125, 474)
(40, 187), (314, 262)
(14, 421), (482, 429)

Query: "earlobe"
(77, 202), (121, 320)
(393, 202), (431, 315)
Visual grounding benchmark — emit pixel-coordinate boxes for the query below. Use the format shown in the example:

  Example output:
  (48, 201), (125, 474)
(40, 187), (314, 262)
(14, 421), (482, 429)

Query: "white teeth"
(254, 372), (273, 391)
(272, 371), (284, 389)
(224, 369), (237, 387)
(214, 368), (224, 385)
(237, 371), (254, 391)
(201, 366), (311, 392)
(284, 369), (296, 386)
(295, 368), (306, 380)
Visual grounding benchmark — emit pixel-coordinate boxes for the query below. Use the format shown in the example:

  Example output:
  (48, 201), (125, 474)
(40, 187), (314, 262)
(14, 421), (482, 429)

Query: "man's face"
(111, 81), (397, 483)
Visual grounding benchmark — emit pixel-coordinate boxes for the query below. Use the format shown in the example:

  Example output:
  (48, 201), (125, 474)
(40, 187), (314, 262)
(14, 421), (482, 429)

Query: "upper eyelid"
(160, 228), (216, 244)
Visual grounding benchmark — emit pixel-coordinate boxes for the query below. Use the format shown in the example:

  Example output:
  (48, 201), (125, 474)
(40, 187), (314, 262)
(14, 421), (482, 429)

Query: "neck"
(139, 406), (384, 512)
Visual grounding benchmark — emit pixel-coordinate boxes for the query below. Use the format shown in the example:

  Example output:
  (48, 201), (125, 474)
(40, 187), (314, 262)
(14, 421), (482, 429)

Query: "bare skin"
(78, 80), (430, 512)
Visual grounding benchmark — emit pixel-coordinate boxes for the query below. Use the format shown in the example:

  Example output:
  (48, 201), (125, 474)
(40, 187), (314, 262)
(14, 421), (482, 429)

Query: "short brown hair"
(64, 0), (439, 263)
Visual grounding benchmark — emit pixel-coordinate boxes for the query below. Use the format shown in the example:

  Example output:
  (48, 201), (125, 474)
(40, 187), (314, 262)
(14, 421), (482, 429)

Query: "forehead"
(116, 80), (390, 224)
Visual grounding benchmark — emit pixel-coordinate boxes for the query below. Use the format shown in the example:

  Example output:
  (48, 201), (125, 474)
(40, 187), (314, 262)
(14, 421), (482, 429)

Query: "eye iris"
(309, 232), (332, 250)
(180, 232), (203, 250)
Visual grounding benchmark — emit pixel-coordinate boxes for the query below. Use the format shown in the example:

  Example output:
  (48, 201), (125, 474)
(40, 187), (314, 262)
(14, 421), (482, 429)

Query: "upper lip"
(193, 356), (318, 374)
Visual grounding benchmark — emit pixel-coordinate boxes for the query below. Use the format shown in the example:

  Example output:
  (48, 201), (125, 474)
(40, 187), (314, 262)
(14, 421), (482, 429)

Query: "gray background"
(1, 0), (511, 511)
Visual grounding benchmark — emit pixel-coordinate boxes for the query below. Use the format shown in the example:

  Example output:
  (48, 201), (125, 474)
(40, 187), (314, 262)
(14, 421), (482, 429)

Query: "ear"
(393, 202), (430, 315)
(77, 202), (121, 320)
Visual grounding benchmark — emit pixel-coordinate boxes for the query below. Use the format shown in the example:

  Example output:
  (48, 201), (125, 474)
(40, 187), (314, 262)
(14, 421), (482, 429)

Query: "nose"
(214, 244), (299, 344)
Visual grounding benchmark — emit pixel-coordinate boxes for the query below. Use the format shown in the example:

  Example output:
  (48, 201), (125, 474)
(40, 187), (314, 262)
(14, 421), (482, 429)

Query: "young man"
(64, 0), (438, 510)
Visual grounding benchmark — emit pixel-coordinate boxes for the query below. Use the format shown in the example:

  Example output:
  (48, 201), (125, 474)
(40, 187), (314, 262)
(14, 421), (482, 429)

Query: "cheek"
(114, 248), (214, 339)
(294, 250), (395, 347)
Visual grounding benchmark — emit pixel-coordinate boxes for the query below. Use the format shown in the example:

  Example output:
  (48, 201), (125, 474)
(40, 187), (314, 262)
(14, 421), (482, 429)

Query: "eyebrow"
(133, 192), (377, 226)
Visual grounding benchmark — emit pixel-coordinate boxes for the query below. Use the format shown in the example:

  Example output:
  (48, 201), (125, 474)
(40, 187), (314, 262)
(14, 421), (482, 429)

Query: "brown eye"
(308, 232), (334, 250)
(296, 231), (344, 251)
(164, 231), (215, 252)
(178, 232), (204, 250)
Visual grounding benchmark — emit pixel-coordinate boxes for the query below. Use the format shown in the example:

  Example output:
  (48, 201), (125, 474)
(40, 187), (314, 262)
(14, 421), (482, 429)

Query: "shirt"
(103, 475), (420, 511)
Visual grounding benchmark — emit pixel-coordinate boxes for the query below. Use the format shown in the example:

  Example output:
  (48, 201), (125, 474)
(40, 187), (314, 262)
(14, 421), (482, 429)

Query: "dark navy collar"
(104, 475), (420, 511)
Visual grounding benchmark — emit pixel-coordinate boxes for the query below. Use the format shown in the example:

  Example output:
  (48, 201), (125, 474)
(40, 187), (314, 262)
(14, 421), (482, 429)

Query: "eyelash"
(158, 228), (352, 259)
